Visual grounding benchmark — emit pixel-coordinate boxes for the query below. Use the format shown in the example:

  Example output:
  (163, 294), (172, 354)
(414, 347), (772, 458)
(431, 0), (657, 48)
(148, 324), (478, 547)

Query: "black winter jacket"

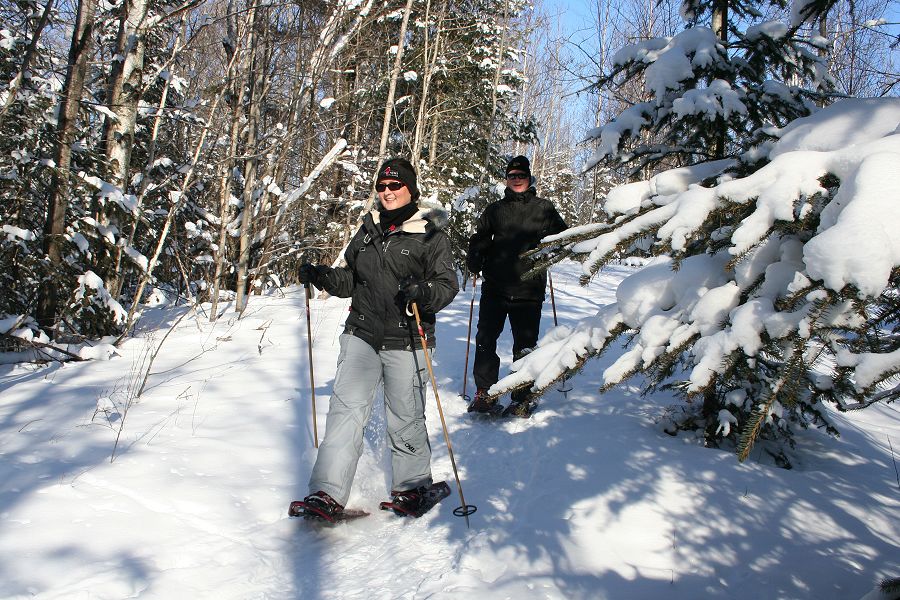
(467, 187), (567, 300)
(317, 207), (459, 351)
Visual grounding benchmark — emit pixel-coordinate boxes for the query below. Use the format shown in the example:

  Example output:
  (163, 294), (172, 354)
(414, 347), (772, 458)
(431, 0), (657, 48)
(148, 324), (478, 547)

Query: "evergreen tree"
(0, 0), (58, 332)
(584, 0), (833, 178)
(495, 0), (900, 464)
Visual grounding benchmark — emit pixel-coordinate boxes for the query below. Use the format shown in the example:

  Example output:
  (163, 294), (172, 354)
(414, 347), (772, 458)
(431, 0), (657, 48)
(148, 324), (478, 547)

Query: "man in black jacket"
(466, 156), (567, 417)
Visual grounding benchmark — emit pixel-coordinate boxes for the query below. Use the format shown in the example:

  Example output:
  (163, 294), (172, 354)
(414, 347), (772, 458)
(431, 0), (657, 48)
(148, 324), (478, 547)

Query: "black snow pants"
(472, 290), (543, 393)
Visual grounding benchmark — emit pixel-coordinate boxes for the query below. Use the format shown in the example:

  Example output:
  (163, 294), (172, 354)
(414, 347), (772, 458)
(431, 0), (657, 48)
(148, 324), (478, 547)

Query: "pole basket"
(453, 505), (478, 517)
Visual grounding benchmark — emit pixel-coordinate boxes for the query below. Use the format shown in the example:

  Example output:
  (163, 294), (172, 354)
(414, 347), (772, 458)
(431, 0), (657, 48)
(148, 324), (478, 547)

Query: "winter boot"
(380, 482), (451, 517)
(294, 491), (344, 521)
(467, 388), (499, 414)
(502, 389), (538, 418)
(385, 486), (427, 516)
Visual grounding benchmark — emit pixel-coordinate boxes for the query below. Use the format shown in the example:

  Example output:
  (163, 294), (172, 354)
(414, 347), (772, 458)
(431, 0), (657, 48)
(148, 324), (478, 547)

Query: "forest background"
(0, 0), (897, 455)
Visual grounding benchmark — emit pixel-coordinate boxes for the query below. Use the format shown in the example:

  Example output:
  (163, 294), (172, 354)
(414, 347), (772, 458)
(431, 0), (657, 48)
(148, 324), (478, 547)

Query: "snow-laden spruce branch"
(496, 98), (900, 458)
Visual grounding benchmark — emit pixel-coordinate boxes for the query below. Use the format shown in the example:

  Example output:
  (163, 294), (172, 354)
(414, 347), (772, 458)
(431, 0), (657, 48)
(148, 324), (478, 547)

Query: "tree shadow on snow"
(0, 361), (154, 594)
(425, 269), (897, 600)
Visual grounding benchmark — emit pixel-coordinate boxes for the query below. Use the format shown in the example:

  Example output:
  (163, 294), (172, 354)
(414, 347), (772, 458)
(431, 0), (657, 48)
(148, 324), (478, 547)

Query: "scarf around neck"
(379, 202), (419, 233)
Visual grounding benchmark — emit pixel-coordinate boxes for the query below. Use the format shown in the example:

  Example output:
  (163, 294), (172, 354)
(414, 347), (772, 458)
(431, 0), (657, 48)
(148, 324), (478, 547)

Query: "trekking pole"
(548, 270), (559, 327)
(548, 271), (572, 394)
(461, 273), (478, 403)
(410, 301), (477, 527)
(305, 283), (319, 447)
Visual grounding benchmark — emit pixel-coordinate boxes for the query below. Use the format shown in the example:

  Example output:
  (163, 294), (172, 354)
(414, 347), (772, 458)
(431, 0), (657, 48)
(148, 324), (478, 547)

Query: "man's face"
(376, 178), (412, 210)
(506, 170), (529, 193)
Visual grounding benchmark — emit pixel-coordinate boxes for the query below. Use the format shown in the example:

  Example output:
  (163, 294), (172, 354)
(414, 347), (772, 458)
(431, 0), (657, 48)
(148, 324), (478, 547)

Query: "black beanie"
(505, 155), (531, 178)
(376, 157), (420, 201)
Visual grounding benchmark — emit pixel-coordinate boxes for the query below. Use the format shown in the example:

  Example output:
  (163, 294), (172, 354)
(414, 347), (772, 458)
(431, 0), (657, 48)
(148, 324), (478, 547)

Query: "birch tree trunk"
(209, 40), (249, 321)
(590, 0), (612, 218)
(102, 0), (151, 189)
(102, 0), (201, 188)
(103, 0), (201, 295)
(478, 0), (510, 185)
(428, 110), (440, 166)
(711, 0), (728, 158)
(111, 18), (188, 299)
(817, 12), (829, 104)
(234, 0), (261, 314)
(412, 0), (447, 162)
(364, 0), (415, 213)
(512, 46), (528, 157)
(36, 0), (98, 328)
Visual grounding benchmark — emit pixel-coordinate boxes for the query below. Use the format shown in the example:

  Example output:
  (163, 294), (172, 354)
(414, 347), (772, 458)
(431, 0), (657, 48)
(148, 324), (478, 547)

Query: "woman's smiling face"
(377, 179), (412, 210)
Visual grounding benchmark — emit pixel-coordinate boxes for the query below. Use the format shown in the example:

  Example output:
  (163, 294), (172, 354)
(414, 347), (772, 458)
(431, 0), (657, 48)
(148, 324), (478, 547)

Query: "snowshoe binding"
(467, 389), (502, 416)
(379, 481), (451, 518)
(288, 491), (368, 524)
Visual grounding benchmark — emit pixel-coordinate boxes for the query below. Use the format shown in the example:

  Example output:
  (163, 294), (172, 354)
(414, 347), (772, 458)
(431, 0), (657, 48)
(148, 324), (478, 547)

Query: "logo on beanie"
(382, 167), (399, 178)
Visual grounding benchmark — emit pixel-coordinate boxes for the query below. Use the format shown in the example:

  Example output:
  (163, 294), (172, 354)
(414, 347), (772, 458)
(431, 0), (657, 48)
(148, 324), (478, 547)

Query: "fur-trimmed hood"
(371, 205), (450, 235)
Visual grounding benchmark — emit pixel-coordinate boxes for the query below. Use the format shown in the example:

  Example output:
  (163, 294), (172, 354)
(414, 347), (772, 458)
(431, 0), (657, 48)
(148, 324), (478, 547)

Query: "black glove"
(399, 275), (429, 305)
(299, 263), (330, 287)
(466, 253), (482, 275)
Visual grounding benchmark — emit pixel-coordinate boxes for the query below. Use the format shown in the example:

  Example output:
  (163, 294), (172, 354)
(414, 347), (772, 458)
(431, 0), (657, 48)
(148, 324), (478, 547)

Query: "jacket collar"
(370, 208), (429, 234)
(503, 187), (537, 202)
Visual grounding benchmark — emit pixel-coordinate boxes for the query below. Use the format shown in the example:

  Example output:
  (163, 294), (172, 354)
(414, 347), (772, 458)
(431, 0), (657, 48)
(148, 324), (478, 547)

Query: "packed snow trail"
(1, 261), (899, 599)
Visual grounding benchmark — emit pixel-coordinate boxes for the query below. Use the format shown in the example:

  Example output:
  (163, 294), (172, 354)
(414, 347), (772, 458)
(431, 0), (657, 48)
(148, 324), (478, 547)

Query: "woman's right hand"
(299, 263), (330, 286)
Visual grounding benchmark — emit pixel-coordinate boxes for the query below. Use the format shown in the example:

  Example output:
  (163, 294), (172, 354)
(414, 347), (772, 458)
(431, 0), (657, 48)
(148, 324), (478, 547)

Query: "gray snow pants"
(308, 334), (433, 506)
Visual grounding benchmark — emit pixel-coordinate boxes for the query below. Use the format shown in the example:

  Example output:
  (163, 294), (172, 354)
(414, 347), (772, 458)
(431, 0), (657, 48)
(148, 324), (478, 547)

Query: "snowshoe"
(467, 389), (502, 415)
(288, 491), (369, 524)
(379, 481), (451, 518)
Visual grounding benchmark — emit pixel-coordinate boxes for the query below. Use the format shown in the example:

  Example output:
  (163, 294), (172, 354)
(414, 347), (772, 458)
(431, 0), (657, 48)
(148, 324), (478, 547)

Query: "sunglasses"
(375, 181), (406, 192)
(506, 172), (529, 180)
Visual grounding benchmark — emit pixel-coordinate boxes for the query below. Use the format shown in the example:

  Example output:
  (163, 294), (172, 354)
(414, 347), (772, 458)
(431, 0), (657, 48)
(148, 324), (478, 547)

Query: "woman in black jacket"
(466, 155), (567, 417)
(295, 158), (459, 520)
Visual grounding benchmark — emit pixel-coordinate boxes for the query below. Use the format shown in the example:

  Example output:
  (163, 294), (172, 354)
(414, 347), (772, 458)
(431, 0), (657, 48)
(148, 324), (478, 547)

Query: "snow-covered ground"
(1, 261), (898, 599)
